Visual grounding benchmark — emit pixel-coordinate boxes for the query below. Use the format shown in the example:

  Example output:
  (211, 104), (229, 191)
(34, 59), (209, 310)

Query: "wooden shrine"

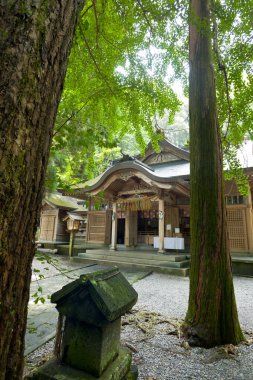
(65, 138), (253, 254)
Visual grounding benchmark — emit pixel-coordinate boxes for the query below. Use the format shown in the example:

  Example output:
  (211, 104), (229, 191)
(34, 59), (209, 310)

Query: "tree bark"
(184, 0), (245, 347)
(0, 1), (84, 378)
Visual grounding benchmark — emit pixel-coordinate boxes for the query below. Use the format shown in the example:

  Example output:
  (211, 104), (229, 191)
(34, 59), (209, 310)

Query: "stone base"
(25, 348), (134, 380)
(124, 365), (138, 380)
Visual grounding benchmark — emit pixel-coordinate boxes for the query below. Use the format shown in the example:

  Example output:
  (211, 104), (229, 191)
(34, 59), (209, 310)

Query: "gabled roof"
(141, 139), (190, 164)
(44, 192), (88, 211)
(63, 212), (86, 221)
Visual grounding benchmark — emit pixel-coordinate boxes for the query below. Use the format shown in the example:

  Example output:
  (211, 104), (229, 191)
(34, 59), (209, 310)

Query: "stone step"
(85, 249), (189, 262)
(72, 256), (189, 277)
(231, 252), (253, 257)
(78, 252), (190, 268)
(231, 256), (253, 277)
(232, 257), (253, 263)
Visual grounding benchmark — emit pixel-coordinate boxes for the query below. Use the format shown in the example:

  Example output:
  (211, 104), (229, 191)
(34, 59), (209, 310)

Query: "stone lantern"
(26, 267), (138, 380)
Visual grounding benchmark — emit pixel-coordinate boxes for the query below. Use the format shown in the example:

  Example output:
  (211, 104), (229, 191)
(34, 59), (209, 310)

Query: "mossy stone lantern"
(26, 267), (138, 380)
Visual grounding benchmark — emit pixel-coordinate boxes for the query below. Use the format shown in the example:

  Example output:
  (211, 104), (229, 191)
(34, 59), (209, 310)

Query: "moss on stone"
(25, 347), (132, 380)
(52, 268), (138, 323)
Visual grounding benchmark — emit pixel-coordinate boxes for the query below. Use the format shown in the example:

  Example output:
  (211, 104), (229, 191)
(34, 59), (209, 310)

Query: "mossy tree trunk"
(0, 1), (84, 379)
(184, 0), (244, 347)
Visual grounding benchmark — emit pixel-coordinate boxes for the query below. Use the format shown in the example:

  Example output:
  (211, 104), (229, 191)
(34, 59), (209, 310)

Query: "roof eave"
(74, 161), (190, 195)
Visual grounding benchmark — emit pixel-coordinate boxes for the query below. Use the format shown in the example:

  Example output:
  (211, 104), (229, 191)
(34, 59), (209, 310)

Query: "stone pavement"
(25, 254), (150, 355)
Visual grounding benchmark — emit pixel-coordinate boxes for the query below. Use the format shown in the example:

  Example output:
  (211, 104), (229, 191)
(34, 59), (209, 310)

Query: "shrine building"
(70, 138), (253, 254)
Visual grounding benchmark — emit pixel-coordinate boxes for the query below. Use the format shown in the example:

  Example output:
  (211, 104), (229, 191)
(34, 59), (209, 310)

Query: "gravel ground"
(122, 274), (253, 380)
(134, 273), (253, 332)
(25, 266), (253, 380)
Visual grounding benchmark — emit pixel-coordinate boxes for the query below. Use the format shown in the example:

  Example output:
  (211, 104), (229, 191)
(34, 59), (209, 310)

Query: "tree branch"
(101, 32), (123, 54)
(92, 0), (100, 48)
(136, 0), (153, 35)
(81, 3), (93, 17)
(53, 99), (91, 137)
(78, 24), (115, 95)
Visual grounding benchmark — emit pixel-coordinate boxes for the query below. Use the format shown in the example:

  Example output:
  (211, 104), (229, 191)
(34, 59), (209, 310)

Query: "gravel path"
(134, 273), (253, 331)
(25, 262), (253, 380)
(122, 273), (253, 380)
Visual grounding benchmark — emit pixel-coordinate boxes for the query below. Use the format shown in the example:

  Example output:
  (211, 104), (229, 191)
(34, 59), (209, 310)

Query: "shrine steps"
(231, 255), (253, 277)
(73, 249), (190, 277)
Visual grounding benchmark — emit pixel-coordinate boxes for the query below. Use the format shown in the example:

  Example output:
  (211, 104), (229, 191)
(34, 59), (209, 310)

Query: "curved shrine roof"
(74, 158), (190, 194)
(72, 139), (253, 195)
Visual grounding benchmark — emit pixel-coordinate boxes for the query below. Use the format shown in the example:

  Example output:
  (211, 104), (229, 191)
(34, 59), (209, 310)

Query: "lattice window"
(227, 209), (244, 222)
(228, 226), (245, 238)
(230, 238), (247, 250)
(227, 208), (248, 251)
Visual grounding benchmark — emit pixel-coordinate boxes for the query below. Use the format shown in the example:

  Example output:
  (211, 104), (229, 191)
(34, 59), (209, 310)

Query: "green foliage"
(224, 146), (250, 195)
(49, 0), (253, 190)
(92, 191), (106, 210)
(212, 1), (253, 153)
(208, 0), (253, 191)
(50, 0), (187, 186)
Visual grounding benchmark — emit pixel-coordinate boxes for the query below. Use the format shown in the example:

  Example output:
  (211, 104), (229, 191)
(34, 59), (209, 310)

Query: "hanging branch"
(79, 24), (115, 95)
(136, 0), (153, 34)
(81, 3), (93, 17)
(92, 0), (100, 48)
(211, 3), (232, 142)
(101, 32), (123, 54)
(53, 86), (110, 138)
(53, 4), (114, 140)
(53, 99), (91, 137)
(136, 0), (153, 57)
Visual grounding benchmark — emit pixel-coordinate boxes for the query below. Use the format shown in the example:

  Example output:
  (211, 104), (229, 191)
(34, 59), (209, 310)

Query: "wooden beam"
(118, 188), (157, 196)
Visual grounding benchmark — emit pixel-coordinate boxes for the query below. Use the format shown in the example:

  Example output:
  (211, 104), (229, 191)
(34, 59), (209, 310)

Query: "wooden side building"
(39, 192), (87, 243)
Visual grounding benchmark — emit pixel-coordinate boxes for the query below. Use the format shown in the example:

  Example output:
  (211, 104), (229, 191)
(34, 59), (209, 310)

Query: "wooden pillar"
(132, 211), (138, 246)
(125, 211), (130, 247)
(158, 198), (165, 253)
(110, 202), (117, 250)
(125, 211), (137, 246)
(69, 230), (75, 257)
(245, 194), (253, 252)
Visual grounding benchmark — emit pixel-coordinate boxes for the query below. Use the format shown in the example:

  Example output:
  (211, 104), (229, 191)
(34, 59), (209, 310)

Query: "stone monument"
(26, 267), (138, 380)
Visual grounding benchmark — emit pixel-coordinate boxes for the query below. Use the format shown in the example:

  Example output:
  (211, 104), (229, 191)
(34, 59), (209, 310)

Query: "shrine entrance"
(117, 218), (125, 244)
(110, 193), (190, 252)
(137, 210), (158, 246)
(115, 208), (159, 248)
(114, 195), (159, 248)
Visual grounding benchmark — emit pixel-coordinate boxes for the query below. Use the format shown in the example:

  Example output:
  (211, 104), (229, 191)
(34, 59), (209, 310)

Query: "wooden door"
(40, 215), (56, 241)
(86, 211), (112, 244)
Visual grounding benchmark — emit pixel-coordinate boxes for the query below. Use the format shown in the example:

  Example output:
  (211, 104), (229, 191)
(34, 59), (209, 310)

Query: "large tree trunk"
(0, 1), (84, 379)
(184, 0), (244, 347)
